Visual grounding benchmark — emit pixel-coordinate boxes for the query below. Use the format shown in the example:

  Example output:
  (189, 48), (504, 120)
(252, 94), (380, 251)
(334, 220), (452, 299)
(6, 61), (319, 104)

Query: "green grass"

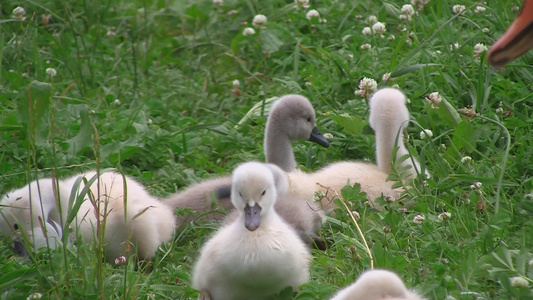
(1, 0), (533, 299)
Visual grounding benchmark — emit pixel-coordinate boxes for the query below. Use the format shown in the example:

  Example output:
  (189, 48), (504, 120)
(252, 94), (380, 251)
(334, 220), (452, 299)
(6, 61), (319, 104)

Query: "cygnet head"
(332, 269), (424, 300)
(230, 162), (287, 231)
(368, 88), (409, 132)
(266, 95), (329, 147)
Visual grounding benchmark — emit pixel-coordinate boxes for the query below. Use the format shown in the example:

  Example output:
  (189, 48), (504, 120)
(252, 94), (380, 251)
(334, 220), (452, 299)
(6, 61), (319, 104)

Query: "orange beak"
(487, 0), (533, 68)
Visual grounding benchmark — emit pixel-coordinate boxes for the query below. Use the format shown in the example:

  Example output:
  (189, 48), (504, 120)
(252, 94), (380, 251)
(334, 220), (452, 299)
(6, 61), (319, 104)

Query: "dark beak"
(244, 203), (262, 231)
(308, 126), (330, 148)
(487, 0), (533, 68)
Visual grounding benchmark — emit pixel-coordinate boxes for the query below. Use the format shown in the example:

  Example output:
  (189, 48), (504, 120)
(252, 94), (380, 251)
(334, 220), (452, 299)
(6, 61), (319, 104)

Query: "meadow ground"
(1, 0), (532, 299)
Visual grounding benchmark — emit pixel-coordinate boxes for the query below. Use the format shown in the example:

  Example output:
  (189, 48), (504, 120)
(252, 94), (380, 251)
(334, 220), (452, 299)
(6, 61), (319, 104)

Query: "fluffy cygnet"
(331, 269), (425, 300)
(163, 95), (328, 238)
(0, 171), (176, 263)
(192, 162), (311, 300)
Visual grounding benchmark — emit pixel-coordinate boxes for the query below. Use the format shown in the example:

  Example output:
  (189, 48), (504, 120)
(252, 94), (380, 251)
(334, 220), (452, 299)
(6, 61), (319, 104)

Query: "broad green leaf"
(66, 109), (93, 155)
(330, 113), (365, 136)
(436, 98), (462, 127)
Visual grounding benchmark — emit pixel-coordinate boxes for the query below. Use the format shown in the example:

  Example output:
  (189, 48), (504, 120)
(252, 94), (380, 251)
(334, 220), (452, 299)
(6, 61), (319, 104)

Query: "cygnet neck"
(264, 119), (296, 172)
(375, 123), (409, 174)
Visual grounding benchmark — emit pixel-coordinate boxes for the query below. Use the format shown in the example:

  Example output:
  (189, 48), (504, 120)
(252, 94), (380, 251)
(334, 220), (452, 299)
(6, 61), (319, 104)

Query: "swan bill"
(308, 126), (330, 148)
(488, 0), (533, 68)
(244, 203), (262, 231)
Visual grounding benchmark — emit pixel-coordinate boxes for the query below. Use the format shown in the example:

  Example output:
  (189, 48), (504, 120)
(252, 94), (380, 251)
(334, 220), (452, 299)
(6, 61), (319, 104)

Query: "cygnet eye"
(261, 190), (266, 196)
(306, 117), (312, 122)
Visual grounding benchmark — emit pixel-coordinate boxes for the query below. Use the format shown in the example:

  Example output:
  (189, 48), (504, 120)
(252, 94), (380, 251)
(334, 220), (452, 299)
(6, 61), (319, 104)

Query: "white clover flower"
(295, 0), (310, 9)
(362, 27), (371, 35)
(439, 144), (447, 151)
(399, 14), (409, 21)
(27, 293), (43, 300)
(482, 28), (489, 34)
(474, 6), (486, 13)
(496, 107), (504, 114)
(450, 43), (460, 51)
(388, 34), (396, 40)
(323, 133), (333, 139)
(13, 6), (26, 21)
(147, 119), (153, 125)
(511, 5), (520, 12)
(420, 129), (433, 139)
(413, 214), (425, 224)
(391, 84), (400, 89)
(406, 39), (413, 46)
(425, 92), (443, 109)
(367, 15), (378, 24)
(372, 22), (386, 35)
(232, 79), (240, 88)
(452, 5), (466, 14)
(401, 4), (415, 16)
(46, 68), (57, 77)
(252, 14), (267, 28)
(360, 43), (372, 50)
(382, 73), (391, 81)
(319, 18), (327, 24)
(438, 212), (452, 221)
(306, 9), (320, 20)
(115, 256), (127, 266)
(242, 27), (256, 36)
(305, 81), (312, 87)
(355, 77), (377, 98)
(461, 156), (472, 164)
(213, 0), (223, 4)
(347, 54), (354, 60)
(474, 43), (488, 59)
(510, 276), (529, 288)
(114, 99), (121, 105)
(351, 211), (360, 220)
(473, 181), (482, 189)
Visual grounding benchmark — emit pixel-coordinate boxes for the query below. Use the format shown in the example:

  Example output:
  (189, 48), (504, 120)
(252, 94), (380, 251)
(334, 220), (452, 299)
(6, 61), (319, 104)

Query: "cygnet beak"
(309, 126), (330, 148)
(487, 0), (533, 68)
(244, 203), (262, 231)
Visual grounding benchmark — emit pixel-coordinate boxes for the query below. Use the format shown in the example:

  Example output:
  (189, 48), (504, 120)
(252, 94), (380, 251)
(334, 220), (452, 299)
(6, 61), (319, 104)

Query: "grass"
(1, 0), (533, 299)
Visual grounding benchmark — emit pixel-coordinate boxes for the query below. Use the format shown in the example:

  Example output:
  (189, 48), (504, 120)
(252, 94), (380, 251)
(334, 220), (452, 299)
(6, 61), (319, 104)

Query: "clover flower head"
(367, 15), (378, 24)
(115, 256), (127, 266)
(13, 6), (26, 21)
(438, 212), (452, 221)
(474, 43), (488, 59)
(510, 276), (529, 288)
(355, 77), (377, 98)
(482, 28), (489, 34)
(252, 14), (267, 28)
(323, 133), (333, 139)
(362, 27), (371, 35)
(243, 27), (256, 36)
(232, 79), (240, 88)
(474, 6), (486, 13)
(413, 214), (425, 224)
(360, 43), (372, 50)
(27, 293), (43, 300)
(452, 5), (466, 14)
(306, 9), (320, 20)
(46, 68), (57, 77)
(382, 73), (391, 81)
(461, 156), (472, 164)
(213, 0), (223, 4)
(401, 4), (415, 16)
(425, 92), (443, 109)
(372, 22), (386, 35)
(419, 129), (433, 139)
